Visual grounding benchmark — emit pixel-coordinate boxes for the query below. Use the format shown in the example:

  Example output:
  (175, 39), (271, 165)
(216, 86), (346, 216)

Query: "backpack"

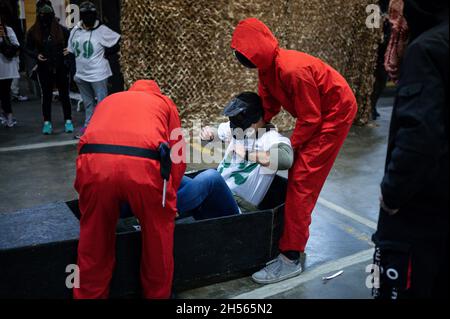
(0, 27), (19, 60)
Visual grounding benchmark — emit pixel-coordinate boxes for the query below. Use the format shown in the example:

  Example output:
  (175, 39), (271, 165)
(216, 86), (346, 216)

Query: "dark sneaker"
(74, 126), (86, 139)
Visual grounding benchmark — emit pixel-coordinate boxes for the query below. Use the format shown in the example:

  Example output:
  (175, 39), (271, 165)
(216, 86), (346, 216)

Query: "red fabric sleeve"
(165, 98), (187, 191)
(258, 80), (282, 122)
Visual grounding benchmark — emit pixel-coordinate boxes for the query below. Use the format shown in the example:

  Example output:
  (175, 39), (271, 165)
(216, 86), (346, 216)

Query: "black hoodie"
(403, 0), (449, 41)
(375, 0), (449, 242)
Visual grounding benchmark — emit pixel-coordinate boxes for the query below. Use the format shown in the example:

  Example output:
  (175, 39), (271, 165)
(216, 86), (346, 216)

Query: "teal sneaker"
(65, 120), (74, 133)
(42, 122), (53, 135)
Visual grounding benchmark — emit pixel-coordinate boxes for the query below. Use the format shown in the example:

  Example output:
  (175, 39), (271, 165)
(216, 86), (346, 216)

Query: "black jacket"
(375, 5), (448, 241)
(24, 21), (70, 72)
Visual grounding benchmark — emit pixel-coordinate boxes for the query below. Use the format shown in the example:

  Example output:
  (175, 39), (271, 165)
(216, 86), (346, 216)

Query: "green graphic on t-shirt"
(72, 41), (81, 57)
(218, 160), (230, 174)
(82, 40), (94, 58)
(72, 40), (94, 59)
(230, 163), (258, 185)
(218, 154), (258, 186)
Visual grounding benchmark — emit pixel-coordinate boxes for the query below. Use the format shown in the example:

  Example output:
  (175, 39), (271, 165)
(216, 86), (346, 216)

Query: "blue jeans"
(177, 169), (240, 220)
(74, 76), (108, 127)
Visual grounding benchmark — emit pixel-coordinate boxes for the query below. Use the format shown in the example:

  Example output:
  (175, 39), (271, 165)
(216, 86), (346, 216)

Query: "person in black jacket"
(372, 0), (449, 299)
(25, 2), (73, 135)
(370, 0), (390, 120)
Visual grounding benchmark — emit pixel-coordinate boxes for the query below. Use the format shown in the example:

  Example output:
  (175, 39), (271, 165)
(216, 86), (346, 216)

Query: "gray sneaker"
(0, 113), (6, 125)
(252, 254), (302, 284)
(5, 115), (17, 128)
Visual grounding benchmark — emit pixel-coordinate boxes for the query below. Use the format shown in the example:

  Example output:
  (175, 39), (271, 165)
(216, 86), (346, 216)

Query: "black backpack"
(0, 27), (19, 60)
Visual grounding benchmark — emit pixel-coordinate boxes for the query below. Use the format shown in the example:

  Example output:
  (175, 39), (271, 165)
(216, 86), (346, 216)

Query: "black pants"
(0, 79), (13, 115)
(37, 65), (72, 122)
(373, 236), (448, 299)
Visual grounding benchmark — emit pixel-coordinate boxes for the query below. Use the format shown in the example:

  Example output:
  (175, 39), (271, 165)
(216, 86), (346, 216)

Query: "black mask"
(230, 114), (256, 132)
(234, 51), (257, 69)
(39, 14), (53, 28)
(81, 12), (97, 28)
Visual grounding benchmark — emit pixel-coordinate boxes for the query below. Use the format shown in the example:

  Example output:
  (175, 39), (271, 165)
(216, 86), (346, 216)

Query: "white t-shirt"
(0, 27), (20, 80)
(217, 122), (292, 207)
(68, 21), (120, 82)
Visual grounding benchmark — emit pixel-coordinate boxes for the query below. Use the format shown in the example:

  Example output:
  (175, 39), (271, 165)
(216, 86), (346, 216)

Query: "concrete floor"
(0, 90), (394, 299)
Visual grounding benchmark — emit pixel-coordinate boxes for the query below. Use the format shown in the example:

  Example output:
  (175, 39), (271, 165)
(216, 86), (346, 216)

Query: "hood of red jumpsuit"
(128, 80), (162, 94)
(231, 18), (279, 71)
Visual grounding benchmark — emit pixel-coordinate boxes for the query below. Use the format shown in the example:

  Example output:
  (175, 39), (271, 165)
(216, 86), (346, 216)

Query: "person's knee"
(194, 169), (223, 195)
(202, 169), (221, 178)
(202, 169), (223, 184)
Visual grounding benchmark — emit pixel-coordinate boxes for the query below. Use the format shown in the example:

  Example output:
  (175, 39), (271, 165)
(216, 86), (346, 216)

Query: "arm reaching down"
(166, 98), (187, 191)
(259, 80), (282, 122)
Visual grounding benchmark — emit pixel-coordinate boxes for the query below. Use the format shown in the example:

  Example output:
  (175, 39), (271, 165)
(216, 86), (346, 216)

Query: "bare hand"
(0, 26), (5, 37)
(200, 126), (216, 141)
(63, 48), (69, 56)
(233, 143), (247, 159)
(38, 54), (47, 62)
(379, 195), (399, 216)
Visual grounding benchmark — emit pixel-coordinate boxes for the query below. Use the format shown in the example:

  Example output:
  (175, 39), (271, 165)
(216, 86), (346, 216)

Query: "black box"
(0, 172), (286, 298)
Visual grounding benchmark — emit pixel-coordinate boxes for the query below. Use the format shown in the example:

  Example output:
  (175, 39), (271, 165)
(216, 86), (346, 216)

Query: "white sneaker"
(5, 116), (17, 128)
(12, 95), (29, 102)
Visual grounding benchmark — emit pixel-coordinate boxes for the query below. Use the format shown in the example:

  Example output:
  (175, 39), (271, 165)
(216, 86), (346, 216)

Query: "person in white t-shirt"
(68, 1), (121, 139)
(176, 92), (293, 220)
(0, 15), (19, 128)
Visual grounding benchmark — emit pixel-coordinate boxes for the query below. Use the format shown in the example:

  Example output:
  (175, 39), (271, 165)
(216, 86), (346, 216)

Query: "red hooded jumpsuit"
(232, 18), (358, 253)
(74, 80), (186, 299)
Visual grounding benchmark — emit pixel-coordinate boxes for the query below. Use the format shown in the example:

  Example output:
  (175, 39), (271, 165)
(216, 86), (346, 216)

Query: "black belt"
(79, 143), (172, 181)
(79, 144), (160, 160)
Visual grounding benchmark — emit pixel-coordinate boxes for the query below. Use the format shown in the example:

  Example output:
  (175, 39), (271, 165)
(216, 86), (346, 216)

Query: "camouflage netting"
(120, 0), (382, 129)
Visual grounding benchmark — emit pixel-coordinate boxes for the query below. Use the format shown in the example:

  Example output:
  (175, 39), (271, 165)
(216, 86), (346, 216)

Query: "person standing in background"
(373, 0), (448, 299)
(370, 0), (390, 120)
(25, 3), (73, 135)
(10, 0), (28, 102)
(0, 1), (19, 128)
(68, 1), (121, 139)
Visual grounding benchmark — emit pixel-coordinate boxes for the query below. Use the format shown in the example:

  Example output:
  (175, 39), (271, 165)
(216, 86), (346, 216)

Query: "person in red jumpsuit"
(73, 79), (186, 298)
(231, 18), (358, 284)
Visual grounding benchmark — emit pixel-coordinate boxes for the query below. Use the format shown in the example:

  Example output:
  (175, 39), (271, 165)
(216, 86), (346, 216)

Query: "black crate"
(0, 172), (287, 298)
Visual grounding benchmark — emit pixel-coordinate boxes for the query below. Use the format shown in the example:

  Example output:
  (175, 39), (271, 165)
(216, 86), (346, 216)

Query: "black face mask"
(81, 12), (97, 28)
(39, 14), (53, 28)
(230, 113), (256, 132)
(234, 51), (257, 69)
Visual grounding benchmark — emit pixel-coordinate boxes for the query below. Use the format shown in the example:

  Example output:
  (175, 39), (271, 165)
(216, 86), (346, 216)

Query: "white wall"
(49, 0), (66, 23)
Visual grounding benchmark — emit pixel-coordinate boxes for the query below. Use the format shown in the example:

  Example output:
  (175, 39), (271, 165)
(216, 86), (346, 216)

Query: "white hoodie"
(68, 21), (120, 82)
